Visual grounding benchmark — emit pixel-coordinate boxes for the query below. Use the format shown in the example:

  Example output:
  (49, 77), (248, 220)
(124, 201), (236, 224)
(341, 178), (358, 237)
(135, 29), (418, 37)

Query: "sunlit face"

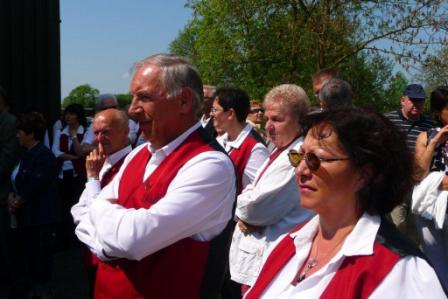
(401, 96), (424, 120)
(265, 102), (300, 148)
(16, 129), (34, 148)
(128, 64), (186, 149)
(247, 104), (264, 124)
(93, 114), (129, 155)
(210, 99), (231, 132)
(295, 123), (362, 215)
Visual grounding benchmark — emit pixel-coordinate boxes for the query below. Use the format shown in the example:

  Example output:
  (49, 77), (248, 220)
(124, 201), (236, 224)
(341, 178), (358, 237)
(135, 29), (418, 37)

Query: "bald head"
(93, 108), (129, 155)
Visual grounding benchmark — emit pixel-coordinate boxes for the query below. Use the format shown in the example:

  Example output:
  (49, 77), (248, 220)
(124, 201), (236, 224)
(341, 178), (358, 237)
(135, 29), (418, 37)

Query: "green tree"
(170, 0), (446, 111)
(419, 46), (448, 92)
(115, 93), (133, 108)
(62, 84), (99, 109)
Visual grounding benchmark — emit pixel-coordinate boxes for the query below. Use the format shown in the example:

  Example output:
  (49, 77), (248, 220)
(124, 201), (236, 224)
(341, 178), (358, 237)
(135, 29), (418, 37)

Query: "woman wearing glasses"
(229, 84), (314, 297)
(245, 107), (445, 298)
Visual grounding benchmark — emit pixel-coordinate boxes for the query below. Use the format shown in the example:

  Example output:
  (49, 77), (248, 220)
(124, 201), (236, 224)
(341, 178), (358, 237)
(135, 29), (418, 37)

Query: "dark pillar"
(0, 0), (61, 127)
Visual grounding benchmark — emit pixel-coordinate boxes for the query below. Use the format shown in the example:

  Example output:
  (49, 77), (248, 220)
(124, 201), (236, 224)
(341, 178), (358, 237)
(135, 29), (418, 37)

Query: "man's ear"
(178, 87), (194, 113)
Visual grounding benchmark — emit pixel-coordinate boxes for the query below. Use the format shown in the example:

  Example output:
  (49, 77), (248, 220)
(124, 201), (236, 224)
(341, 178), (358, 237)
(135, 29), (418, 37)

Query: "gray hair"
(264, 84), (310, 123)
(134, 53), (203, 116)
(319, 78), (353, 109)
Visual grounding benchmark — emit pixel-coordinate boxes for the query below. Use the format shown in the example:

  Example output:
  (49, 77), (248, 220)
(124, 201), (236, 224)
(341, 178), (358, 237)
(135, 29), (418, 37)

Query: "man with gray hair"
(318, 78), (353, 109)
(74, 53), (236, 298)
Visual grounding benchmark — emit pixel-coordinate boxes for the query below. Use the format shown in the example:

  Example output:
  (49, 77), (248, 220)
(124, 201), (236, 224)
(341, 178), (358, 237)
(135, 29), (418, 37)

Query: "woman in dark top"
(9, 112), (58, 299)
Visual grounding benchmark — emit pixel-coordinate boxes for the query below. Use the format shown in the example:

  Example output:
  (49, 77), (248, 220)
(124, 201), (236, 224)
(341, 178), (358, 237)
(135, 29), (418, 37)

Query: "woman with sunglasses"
(229, 84), (314, 297)
(245, 107), (445, 298)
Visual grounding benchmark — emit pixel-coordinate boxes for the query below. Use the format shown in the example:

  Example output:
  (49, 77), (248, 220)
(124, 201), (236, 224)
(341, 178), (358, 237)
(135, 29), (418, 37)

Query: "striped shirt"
(384, 110), (434, 153)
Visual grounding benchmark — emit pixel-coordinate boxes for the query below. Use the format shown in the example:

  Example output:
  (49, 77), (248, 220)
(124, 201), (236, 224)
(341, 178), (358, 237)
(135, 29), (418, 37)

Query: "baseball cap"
(403, 84), (425, 100)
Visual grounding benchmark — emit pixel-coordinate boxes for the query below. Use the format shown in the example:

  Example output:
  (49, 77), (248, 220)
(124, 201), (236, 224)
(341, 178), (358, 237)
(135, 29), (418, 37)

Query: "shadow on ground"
(0, 248), (88, 299)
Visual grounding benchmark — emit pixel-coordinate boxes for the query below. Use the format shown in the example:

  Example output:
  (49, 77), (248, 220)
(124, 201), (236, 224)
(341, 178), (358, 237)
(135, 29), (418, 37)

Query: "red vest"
(95, 128), (233, 299)
(246, 221), (402, 299)
(229, 129), (264, 193)
(83, 155), (127, 268)
(59, 130), (86, 177)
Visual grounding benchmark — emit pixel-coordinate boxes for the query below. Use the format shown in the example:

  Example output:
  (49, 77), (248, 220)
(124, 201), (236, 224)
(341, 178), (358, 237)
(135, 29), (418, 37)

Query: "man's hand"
(237, 219), (264, 235)
(86, 143), (106, 179)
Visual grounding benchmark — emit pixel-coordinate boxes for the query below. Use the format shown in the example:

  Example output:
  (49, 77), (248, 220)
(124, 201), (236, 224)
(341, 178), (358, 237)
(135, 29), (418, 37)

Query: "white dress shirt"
(229, 137), (314, 285)
(75, 122), (236, 261)
(51, 125), (86, 178)
(71, 144), (132, 225)
(255, 214), (446, 299)
(217, 124), (269, 188)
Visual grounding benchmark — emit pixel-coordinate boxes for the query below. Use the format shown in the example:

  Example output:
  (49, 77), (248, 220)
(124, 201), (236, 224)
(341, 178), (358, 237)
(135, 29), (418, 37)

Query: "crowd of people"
(0, 54), (447, 298)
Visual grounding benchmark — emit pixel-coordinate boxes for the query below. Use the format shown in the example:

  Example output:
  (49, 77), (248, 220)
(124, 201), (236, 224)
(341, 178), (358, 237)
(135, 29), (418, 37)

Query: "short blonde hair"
(264, 84), (309, 123)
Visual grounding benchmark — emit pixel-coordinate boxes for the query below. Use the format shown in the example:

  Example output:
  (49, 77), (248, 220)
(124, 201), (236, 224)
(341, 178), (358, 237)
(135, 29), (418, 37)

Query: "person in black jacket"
(9, 112), (58, 299)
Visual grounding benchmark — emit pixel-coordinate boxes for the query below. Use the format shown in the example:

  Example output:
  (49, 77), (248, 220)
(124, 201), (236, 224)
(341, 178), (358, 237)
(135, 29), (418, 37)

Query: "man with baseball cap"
(385, 83), (433, 151)
(385, 83), (434, 242)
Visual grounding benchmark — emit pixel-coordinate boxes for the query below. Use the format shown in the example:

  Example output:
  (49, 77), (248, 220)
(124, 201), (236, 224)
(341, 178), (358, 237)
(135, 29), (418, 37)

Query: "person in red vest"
(71, 108), (132, 298)
(74, 53), (236, 299)
(51, 103), (88, 250)
(229, 84), (314, 297)
(212, 87), (269, 193)
(245, 107), (446, 299)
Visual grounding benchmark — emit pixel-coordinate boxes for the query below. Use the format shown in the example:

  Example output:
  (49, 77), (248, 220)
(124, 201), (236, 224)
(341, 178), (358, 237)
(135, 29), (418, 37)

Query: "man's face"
(401, 96), (425, 120)
(93, 115), (129, 155)
(203, 87), (215, 116)
(128, 64), (185, 149)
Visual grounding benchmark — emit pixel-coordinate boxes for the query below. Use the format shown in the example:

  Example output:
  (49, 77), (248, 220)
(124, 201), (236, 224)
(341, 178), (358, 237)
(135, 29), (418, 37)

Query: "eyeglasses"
(250, 108), (264, 114)
(288, 149), (349, 171)
(210, 107), (224, 113)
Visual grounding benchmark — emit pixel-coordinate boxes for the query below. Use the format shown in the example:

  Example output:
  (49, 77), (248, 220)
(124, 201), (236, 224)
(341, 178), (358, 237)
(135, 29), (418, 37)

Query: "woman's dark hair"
(64, 103), (87, 127)
(17, 112), (47, 142)
(430, 86), (448, 124)
(215, 87), (250, 123)
(303, 107), (414, 216)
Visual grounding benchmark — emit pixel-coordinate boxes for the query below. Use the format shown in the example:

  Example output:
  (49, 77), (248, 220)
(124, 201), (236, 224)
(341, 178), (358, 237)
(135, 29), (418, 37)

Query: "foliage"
(419, 46), (448, 92)
(62, 84), (99, 109)
(115, 93), (133, 108)
(170, 0), (447, 112)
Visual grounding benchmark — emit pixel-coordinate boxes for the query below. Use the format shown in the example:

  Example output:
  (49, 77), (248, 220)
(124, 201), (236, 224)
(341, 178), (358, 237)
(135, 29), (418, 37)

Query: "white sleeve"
(242, 143), (269, 188)
(236, 154), (300, 226)
(82, 124), (95, 145)
(51, 129), (64, 158)
(71, 180), (102, 225)
(79, 151), (236, 261)
(370, 256), (446, 298)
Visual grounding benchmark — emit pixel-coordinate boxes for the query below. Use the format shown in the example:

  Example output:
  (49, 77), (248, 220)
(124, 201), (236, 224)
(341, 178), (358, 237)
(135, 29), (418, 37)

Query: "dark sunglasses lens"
(251, 108), (264, 113)
(305, 153), (320, 171)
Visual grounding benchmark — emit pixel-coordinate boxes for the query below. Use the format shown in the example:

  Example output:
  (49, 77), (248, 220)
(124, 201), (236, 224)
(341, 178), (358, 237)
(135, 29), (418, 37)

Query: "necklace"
(296, 232), (347, 283)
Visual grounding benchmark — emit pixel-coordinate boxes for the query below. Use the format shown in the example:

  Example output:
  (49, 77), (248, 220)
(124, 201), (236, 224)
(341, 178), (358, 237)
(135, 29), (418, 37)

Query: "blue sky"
(60, 0), (192, 98)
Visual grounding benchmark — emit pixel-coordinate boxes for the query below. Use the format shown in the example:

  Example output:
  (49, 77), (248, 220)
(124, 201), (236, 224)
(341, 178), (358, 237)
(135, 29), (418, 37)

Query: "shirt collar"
(222, 123), (253, 150)
(105, 144), (132, 166)
(290, 213), (380, 257)
(147, 121), (202, 157)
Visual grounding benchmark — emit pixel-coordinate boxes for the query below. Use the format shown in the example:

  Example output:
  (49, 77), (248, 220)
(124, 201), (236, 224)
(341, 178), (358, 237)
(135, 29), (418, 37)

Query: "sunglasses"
(288, 149), (349, 171)
(250, 108), (264, 113)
